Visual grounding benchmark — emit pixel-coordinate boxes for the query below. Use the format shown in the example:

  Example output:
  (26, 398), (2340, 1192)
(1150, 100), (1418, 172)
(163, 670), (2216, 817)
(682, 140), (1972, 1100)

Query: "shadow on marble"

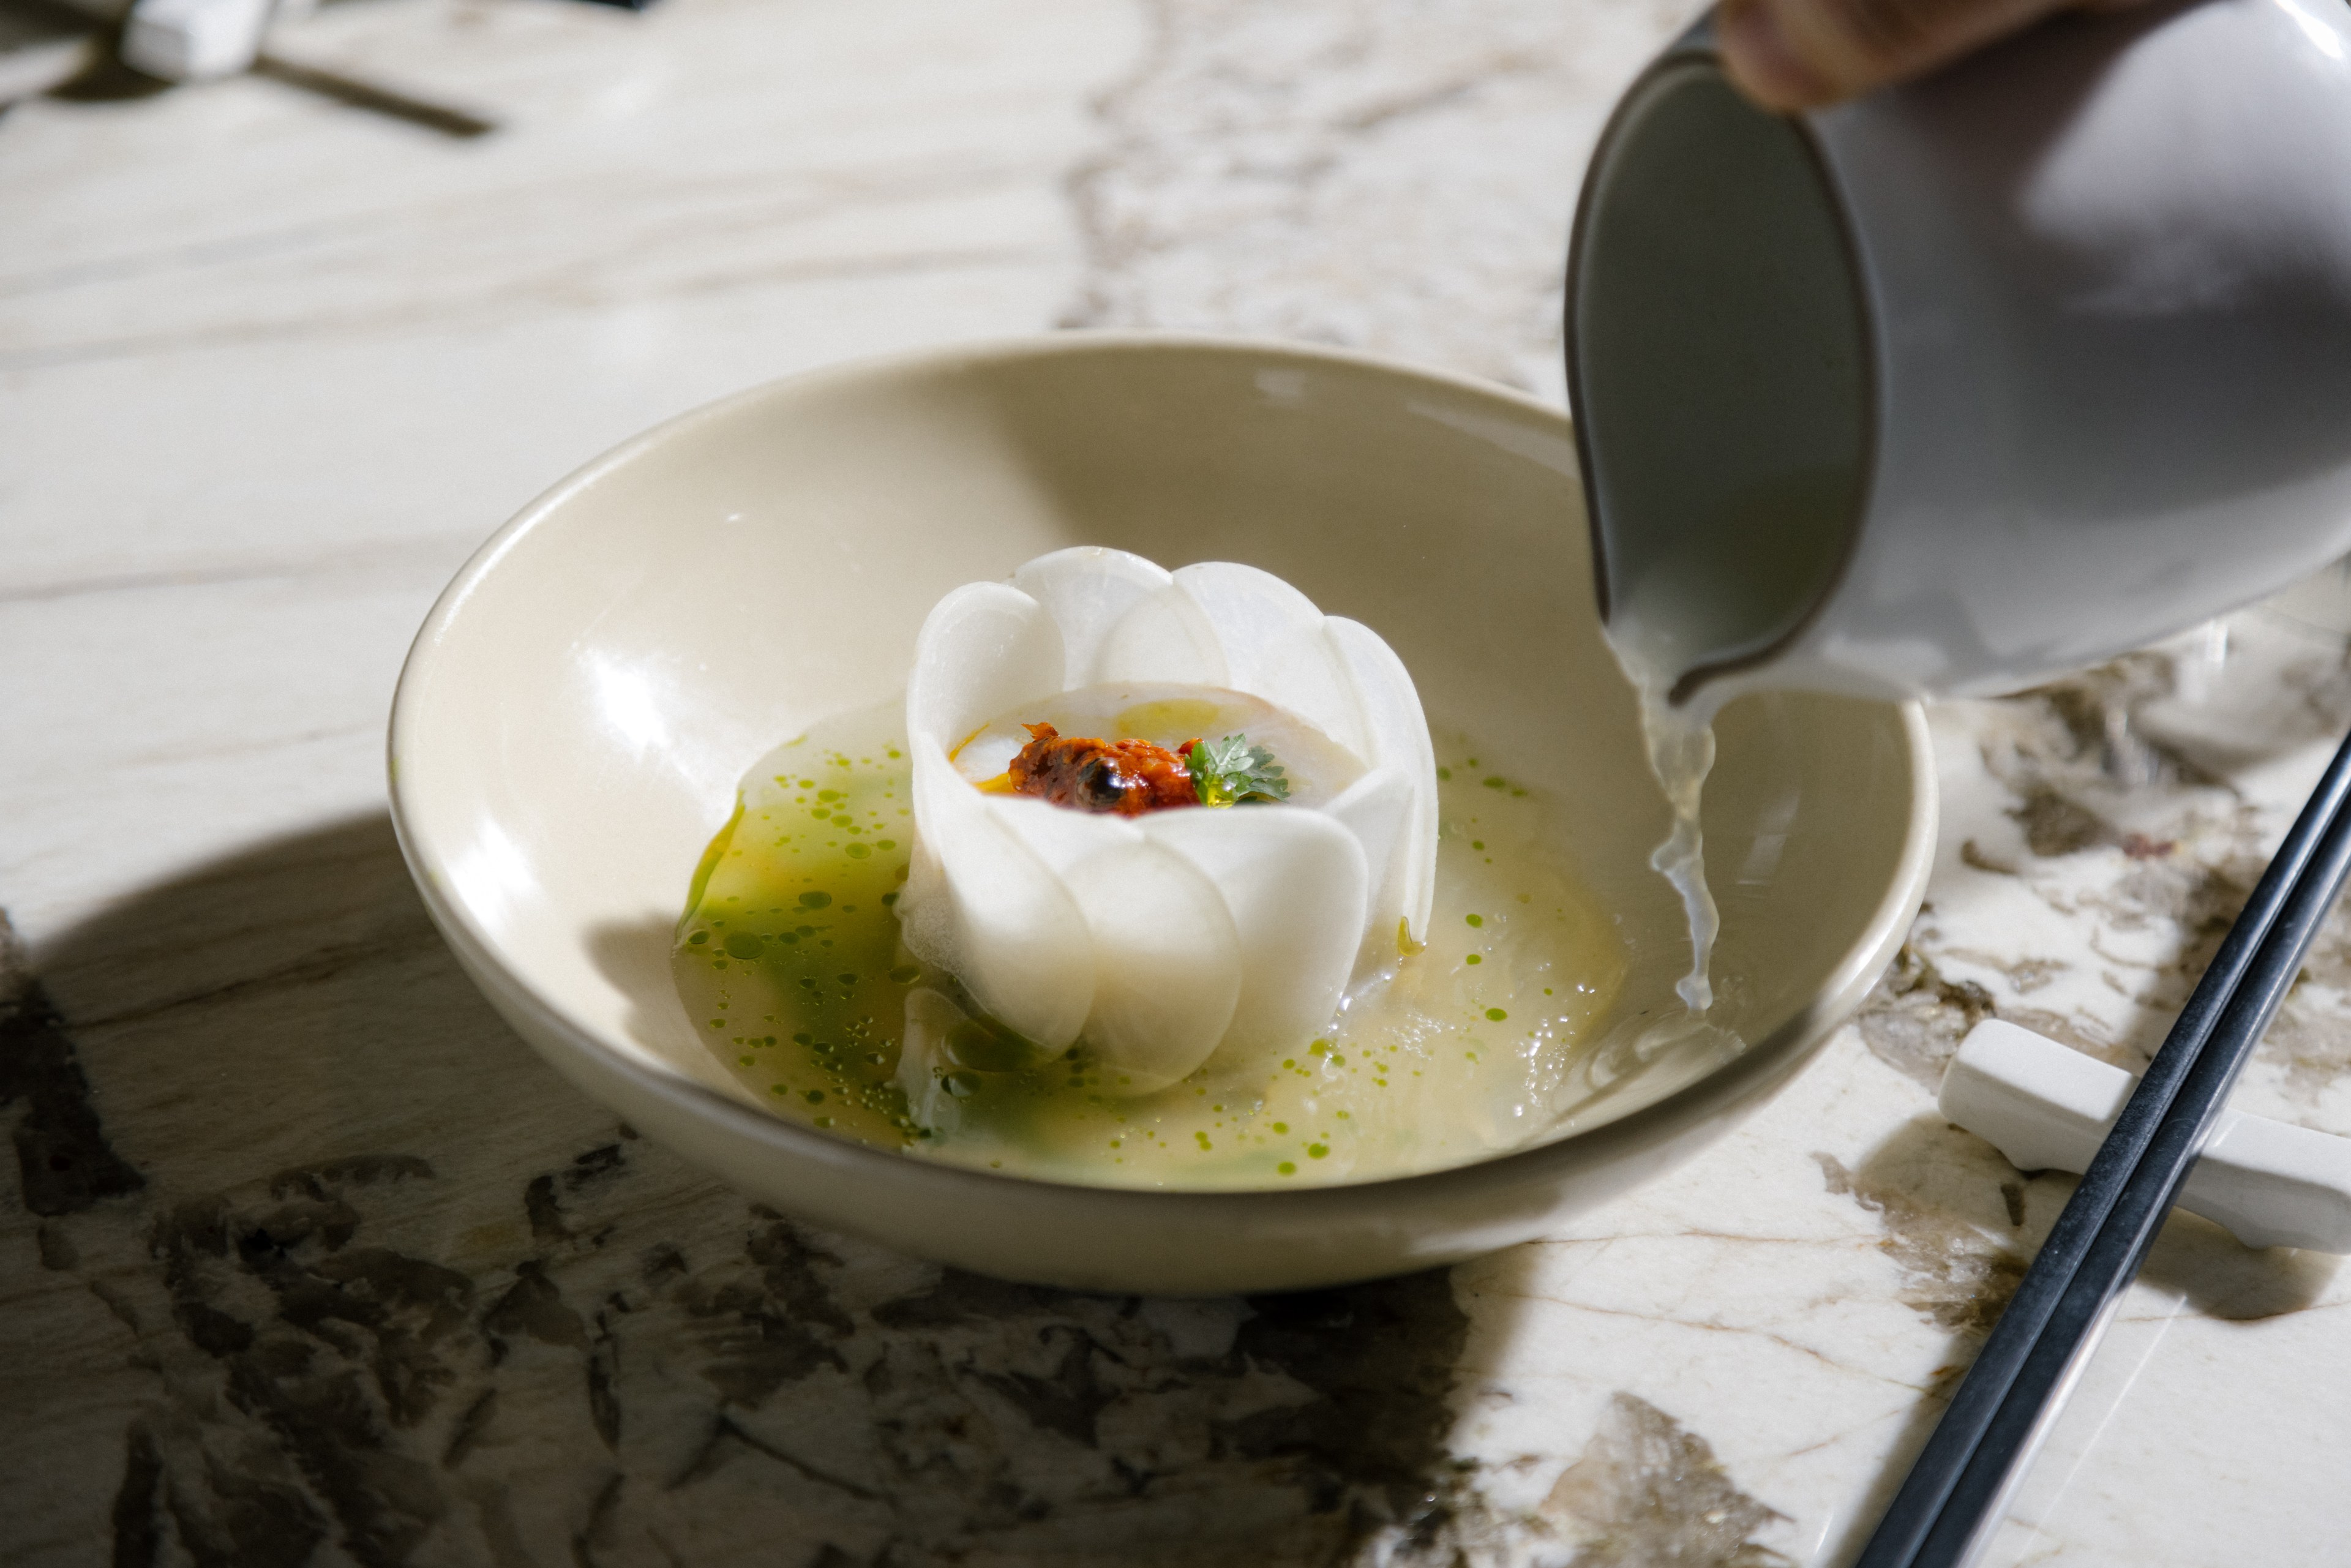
(35, 50), (166, 105)
(2137, 1199), (2343, 1319)
(3, 812), (1512, 1567)
(1835, 1108), (2340, 1329)
(1815, 1108), (2342, 1564)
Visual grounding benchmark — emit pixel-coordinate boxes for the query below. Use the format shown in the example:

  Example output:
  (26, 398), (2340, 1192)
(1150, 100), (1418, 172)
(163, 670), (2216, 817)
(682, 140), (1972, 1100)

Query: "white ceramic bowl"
(389, 334), (1934, 1294)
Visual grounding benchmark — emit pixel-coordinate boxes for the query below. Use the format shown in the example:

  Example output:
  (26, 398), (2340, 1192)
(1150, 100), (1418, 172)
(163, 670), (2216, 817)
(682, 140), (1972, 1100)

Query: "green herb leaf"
(1188, 734), (1291, 806)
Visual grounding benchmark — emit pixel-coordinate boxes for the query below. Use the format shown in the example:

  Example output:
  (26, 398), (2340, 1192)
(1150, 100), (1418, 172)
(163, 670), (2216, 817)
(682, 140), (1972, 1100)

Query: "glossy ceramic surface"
(1573, 0), (2351, 708)
(388, 334), (1935, 1293)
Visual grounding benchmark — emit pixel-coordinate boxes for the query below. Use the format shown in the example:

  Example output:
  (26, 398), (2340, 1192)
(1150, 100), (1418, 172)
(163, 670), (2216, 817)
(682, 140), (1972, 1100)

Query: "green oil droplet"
(1307, 1143), (1329, 1159)
(798, 891), (832, 909)
(1278, 1161), (1297, 1176)
(1466, 913), (1483, 928)
(1485, 1008), (1508, 1022)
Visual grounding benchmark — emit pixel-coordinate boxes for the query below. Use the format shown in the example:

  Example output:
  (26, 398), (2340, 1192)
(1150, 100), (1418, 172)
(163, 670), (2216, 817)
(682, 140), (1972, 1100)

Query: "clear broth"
(673, 704), (1629, 1190)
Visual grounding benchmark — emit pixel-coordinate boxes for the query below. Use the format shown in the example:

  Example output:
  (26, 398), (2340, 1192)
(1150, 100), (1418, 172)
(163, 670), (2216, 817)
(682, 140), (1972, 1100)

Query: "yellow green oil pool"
(674, 704), (1628, 1190)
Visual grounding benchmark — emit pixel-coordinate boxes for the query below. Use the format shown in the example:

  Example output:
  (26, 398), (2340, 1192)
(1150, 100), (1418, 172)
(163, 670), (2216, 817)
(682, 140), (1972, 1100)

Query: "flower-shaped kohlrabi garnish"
(898, 547), (1437, 1095)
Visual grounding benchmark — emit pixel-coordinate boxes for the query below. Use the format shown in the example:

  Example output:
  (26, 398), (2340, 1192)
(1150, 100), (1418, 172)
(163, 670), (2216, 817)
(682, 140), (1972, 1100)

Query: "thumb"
(1714, 0), (2135, 110)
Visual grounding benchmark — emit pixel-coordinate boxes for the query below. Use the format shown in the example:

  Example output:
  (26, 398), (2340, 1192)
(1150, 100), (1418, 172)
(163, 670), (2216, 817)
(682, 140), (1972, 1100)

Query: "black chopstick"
(1856, 726), (2351, 1568)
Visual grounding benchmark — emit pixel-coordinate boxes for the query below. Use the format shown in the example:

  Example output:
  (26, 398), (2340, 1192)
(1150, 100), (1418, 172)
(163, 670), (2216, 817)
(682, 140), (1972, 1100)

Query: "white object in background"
(898, 546), (1439, 1096)
(1939, 1019), (2351, 1253)
(122, 0), (272, 82)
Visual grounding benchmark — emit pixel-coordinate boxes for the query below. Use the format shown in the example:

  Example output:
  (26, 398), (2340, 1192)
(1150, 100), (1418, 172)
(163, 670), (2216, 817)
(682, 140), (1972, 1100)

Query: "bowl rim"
(388, 329), (1937, 1216)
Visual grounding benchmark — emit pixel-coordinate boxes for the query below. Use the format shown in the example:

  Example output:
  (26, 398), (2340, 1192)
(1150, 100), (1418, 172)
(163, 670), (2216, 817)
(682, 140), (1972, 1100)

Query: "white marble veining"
(1063, 0), (1686, 396)
(6, 0), (2350, 1564)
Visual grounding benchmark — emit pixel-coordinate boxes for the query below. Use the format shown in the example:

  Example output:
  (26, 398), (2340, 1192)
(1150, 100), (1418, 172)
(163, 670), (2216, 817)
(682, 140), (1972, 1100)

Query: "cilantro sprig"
(1188, 734), (1291, 806)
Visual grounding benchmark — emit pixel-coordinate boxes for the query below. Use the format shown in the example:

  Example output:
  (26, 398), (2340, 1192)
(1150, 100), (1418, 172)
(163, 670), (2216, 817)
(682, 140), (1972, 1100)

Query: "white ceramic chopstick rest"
(1939, 1018), (2351, 1253)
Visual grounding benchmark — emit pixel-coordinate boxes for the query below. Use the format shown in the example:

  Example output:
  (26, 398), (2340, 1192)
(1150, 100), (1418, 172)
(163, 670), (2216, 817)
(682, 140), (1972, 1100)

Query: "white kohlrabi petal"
(1061, 841), (1242, 1093)
(1142, 806), (1368, 1053)
(1091, 582), (1231, 686)
(1325, 616), (1439, 939)
(984, 798), (1258, 1091)
(906, 582), (1065, 749)
(899, 547), (1440, 1099)
(900, 737), (1093, 1051)
(1171, 562), (1367, 757)
(1011, 547), (1174, 688)
(981, 791), (1142, 878)
(1322, 765), (1413, 971)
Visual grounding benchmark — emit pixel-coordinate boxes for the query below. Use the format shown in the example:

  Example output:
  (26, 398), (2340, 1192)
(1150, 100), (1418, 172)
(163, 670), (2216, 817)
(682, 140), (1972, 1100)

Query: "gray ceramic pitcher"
(1568, 0), (2351, 708)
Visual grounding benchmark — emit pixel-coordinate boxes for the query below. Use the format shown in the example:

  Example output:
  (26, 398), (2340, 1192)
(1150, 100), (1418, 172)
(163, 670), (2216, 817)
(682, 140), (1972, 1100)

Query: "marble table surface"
(6, 1), (2349, 1562)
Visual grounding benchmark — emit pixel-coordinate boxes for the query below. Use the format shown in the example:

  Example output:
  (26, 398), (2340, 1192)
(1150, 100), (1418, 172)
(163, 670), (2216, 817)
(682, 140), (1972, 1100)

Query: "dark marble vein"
(0, 913), (145, 1217)
(1543, 1392), (1791, 1567)
(2, 817), (1493, 1567)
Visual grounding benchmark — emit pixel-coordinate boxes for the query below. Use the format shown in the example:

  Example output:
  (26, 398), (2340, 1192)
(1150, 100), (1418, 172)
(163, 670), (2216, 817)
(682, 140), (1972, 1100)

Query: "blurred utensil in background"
(0, 0), (106, 102)
(0, 0), (647, 132)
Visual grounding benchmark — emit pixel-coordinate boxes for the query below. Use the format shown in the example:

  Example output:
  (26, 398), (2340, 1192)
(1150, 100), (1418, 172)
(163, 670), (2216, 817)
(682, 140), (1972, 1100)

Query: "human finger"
(1714, 0), (2126, 110)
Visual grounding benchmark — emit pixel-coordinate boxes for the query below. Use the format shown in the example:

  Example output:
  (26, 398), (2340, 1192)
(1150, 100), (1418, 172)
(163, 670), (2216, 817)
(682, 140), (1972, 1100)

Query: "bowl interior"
(393, 336), (1922, 1165)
